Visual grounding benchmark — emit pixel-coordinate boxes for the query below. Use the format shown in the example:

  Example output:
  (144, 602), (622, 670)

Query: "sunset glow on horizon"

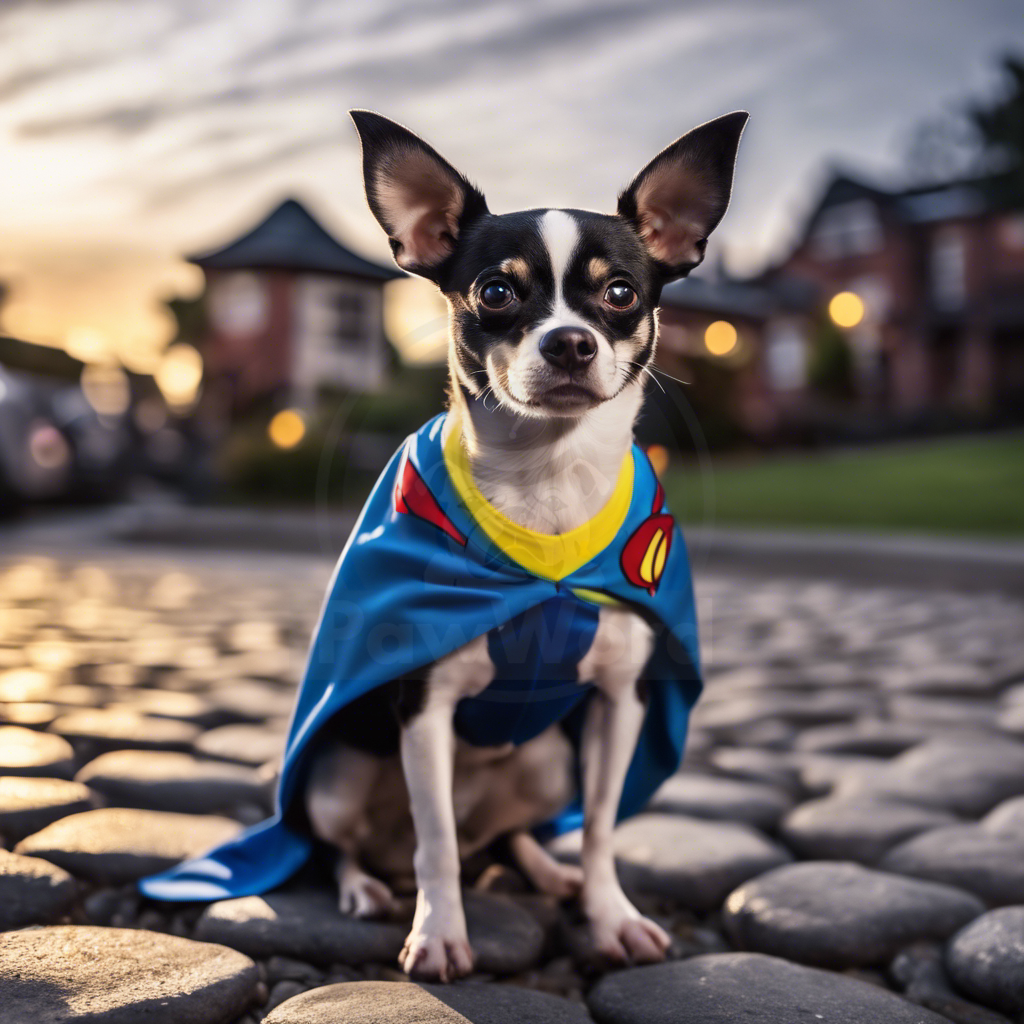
(1, 2), (1020, 370)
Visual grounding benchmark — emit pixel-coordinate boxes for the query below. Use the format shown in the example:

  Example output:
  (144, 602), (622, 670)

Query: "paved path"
(1, 549), (1023, 1022)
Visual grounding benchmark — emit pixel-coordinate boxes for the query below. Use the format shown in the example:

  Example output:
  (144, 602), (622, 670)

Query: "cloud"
(1, 0), (1023, 359)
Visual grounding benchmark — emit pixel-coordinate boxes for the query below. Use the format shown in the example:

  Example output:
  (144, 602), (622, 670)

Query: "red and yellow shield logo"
(620, 476), (673, 595)
(620, 513), (674, 595)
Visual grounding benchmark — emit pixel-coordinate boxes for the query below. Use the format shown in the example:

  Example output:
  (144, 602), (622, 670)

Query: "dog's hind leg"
(335, 853), (394, 918)
(509, 830), (583, 898)
(305, 742), (394, 918)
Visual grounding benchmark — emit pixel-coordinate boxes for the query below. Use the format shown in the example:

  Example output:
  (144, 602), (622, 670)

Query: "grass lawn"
(662, 431), (1024, 537)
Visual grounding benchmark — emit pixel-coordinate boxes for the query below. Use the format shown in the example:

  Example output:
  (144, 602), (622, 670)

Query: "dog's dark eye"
(605, 282), (637, 309)
(480, 280), (515, 310)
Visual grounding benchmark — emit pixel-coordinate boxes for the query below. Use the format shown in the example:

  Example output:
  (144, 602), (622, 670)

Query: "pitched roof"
(189, 198), (402, 281)
(809, 167), (1020, 227)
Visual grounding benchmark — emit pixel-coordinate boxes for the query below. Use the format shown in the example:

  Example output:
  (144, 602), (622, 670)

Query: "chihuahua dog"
(304, 108), (747, 982)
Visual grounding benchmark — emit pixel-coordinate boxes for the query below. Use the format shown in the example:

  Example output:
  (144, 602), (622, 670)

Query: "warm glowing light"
(646, 444), (670, 477)
(705, 320), (738, 356)
(81, 364), (130, 417)
(66, 327), (111, 363)
(829, 291), (865, 328)
(268, 409), (306, 449)
(155, 344), (203, 406)
(383, 278), (449, 364)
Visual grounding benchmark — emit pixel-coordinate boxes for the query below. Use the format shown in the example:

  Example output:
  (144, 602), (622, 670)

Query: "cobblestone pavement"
(1, 551), (1023, 1023)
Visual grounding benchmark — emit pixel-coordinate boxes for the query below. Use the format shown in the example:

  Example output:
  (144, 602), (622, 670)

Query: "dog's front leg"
(580, 613), (671, 964)
(399, 694), (472, 980)
(397, 639), (492, 981)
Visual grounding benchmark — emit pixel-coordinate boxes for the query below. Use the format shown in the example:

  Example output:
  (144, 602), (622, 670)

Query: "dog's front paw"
(400, 925), (474, 982)
(585, 886), (671, 965)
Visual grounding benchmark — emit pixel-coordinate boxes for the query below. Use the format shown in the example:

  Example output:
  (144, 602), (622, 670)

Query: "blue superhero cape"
(140, 414), (701, 901)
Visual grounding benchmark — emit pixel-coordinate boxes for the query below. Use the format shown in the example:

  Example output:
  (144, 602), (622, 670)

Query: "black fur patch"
(438, 208), (661, 375)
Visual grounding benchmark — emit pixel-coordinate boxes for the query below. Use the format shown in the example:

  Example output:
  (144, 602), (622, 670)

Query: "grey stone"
(75, 749), (268, 814)
(946, 907), (1024, 1015)
(264, 980), (593, 1023)
(837, 739), (1024, 817)
(206, 679), (296, 721)
(0, 848), (78, 929)
(890, 943), (1013, 1024)
(881, 825), (1024, 906)
(549, 814), (791, 913)
(266, 980), (308, 1014)
(194, 723), (287, 765)
(120, 688), (218, 723)
(705, 747), (802, 790)
(882, 664), (1002, 698)
(195, 889), (544, 976)
(0, 775), (94, 841)
(265, 957), (323, 986)
(49, 708), (200, 753)
(795, 719), (930, 757)
(722, 861), (984, 968)
(586, 952), (950, 1024)
(0, 666), (58, 702)
(794, 752), (890, 796)
(0, 725), (75, 778)
(982, 796), (1024, 836)
(194, 889), (408, 966)
(15, 807), (240, 883)
(0, 701), (59, 727)
(462, 890), (546, 975)
(887, 696), (999, 730)
(0, 925), (258, 1024)
(648, 773), (793, 831)
(693, 691), (873, 738)
(996, 703), (1024, 738)
(781, 797), (959, 864)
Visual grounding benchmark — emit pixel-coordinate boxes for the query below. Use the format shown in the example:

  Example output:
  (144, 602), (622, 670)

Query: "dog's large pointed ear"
(617, 111), (748, 279)
(350, 110), (488, 279)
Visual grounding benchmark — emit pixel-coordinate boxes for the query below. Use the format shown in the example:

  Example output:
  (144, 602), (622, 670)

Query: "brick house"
(655, 271), (816, 440)
(654, 170), (1024, 443)
(764, 171), (1024, 417)
(191, 198), (401, 415)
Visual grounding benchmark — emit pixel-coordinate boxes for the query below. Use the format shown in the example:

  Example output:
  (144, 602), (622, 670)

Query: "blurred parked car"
(0, 365), (132, 511)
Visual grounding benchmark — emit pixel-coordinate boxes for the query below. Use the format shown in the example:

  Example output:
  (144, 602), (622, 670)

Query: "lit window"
(929, 228), (966, 309)
(765, 322), (807, 390)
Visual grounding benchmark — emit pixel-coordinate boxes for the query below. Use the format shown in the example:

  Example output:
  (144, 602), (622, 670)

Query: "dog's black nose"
(539, 327), (597, 373)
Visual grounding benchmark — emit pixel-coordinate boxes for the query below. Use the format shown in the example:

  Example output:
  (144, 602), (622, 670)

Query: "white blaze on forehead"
(540, 210), (579, 311)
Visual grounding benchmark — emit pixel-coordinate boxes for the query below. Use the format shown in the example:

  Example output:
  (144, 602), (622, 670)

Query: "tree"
(907, 54), (1024, 198)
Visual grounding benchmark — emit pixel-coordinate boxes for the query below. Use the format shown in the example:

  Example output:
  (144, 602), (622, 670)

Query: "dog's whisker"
(650, 365), (691, 387)
(640, 365), (666, 395)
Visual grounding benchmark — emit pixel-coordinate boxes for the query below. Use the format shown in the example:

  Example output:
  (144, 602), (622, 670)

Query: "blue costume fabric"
(139, 414), (701, 901)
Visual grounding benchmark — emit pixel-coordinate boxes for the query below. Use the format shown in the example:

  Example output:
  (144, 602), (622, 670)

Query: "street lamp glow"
(268, 409), (305, 449)
(829, 291), (865, 328)
(155, 344), (203, 406)
(705, 320), (738, 356)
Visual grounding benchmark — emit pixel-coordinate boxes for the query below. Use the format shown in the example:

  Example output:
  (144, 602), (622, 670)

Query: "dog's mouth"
(534, 382), (601, 408)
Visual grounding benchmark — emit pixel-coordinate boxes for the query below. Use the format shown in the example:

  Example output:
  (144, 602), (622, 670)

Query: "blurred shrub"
(808, 319), (855, 399)
(218, 361), (448, 505)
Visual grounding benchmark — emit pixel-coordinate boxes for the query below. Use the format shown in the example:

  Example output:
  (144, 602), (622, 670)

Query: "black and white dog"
(305, 109), (747, 982)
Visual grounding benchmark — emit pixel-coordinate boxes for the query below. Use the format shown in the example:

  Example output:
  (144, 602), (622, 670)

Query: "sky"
(1, 0), (1023, 370)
